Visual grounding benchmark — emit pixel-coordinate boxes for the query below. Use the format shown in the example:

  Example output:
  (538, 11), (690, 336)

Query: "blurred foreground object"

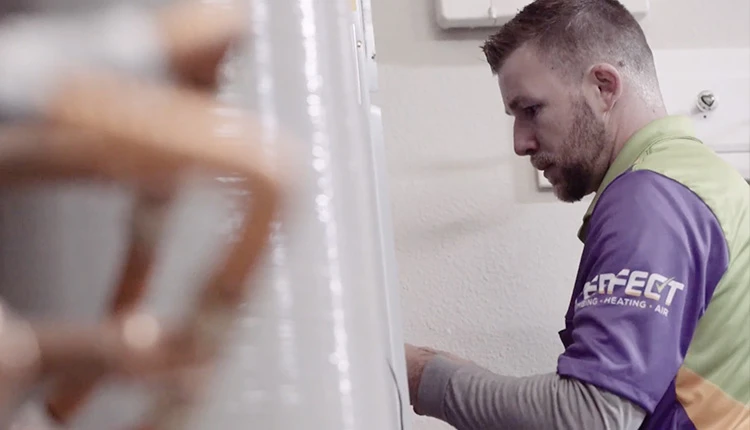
(0, 0), (284, 428)
(0, 0), (406, 428)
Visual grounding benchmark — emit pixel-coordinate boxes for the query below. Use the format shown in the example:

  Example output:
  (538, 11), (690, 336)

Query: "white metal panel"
(356, 0), (380, 94)
(536, 170), (552, 190)
(352, 0), (411, 427)
(536, 48), (750, 191)
(437, 0), (650, 29)
(192, 0), (402, 428)
(436, 0), (495, 29)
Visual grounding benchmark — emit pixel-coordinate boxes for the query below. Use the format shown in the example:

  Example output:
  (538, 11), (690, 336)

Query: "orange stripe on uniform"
(676, 366), (750, 430)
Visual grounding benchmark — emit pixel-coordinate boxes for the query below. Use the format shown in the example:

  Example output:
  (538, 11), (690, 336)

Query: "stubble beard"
(553, 101), (608, 203)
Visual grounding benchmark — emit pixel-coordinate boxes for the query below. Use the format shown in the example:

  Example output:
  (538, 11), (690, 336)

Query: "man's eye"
(523, 105), (540, 118)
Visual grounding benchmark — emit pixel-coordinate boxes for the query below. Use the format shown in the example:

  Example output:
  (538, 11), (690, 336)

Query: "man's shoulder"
(583, 167), (729, 270)
(589, 167), (713, 230)
(632, 137), (749, 216)
(631, 137), (749, 247)
(591, 137), (748, 231)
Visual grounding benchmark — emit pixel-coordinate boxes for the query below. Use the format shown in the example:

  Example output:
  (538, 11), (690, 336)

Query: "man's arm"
(409, 346), (646, 430)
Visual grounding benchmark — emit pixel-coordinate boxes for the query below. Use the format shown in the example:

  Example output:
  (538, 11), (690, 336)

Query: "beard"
(538, 99), (608, 203)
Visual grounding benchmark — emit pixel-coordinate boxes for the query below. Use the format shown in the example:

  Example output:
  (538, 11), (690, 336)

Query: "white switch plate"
(436, 0), (496, 29)
(437, 0), (650, 29)
(537, 170), (553, 190)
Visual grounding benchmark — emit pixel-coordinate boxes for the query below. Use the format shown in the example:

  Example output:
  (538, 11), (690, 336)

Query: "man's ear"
(584, 63), (622, 113)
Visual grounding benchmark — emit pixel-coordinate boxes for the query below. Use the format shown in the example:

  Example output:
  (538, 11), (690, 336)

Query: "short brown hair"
(482, 0), (656, 84)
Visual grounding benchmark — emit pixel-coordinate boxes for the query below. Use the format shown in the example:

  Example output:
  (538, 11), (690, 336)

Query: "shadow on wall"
(388, 155), (505, 252)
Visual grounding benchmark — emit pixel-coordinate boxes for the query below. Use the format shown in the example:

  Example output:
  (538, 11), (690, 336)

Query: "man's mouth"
(537, 163), (556, 182)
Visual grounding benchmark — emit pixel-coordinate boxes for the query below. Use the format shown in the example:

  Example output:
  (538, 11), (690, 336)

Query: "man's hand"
(405, 343), (475, 410)
(404, 344), (437, 408)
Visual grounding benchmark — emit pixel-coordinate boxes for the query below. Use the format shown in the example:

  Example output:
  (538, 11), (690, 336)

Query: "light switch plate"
(437, 0), (650, 29)
(536, 170), (553, 190)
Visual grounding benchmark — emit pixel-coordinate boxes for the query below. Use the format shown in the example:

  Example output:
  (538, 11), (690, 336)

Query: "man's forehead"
(498, 48), (546, 89)
(497, 48), (559, 111)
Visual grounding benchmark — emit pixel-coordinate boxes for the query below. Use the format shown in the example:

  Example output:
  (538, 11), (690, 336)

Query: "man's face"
(498, 47), (609, 202)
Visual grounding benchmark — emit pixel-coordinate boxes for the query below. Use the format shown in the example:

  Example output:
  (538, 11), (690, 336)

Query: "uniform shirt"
(416, 116), (749, 429)
(559, 115), (750, 429)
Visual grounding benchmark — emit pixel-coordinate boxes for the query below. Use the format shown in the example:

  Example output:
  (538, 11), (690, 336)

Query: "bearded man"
(405, 1), (750, 429)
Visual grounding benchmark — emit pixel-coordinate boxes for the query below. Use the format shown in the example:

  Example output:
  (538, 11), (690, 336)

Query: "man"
(405, 0), (750, 429)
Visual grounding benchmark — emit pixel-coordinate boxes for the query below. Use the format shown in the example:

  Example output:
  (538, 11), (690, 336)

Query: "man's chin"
(552, 182), (585, 203)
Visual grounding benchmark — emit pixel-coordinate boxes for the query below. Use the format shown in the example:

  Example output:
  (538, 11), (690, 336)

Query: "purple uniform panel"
(556, 169), (729, 422)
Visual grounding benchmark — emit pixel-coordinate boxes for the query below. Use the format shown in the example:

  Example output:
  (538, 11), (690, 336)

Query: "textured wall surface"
(370, 0), (750, 428)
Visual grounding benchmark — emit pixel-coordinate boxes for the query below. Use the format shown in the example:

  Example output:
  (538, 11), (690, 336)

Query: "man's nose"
(513, 120), (538, 156)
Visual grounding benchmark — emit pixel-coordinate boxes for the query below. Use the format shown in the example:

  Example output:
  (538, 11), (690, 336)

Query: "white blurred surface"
(0, 0), (403, 428)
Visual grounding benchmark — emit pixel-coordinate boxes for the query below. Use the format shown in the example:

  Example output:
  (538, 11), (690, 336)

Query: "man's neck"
(586, 95), (668, 196)
(607, 97), (668, 165)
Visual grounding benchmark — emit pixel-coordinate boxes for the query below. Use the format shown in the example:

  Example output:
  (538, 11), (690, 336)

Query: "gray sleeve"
(416, 355), (647, 430)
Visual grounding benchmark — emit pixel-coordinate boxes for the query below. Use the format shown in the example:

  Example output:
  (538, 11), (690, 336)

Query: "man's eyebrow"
(505, 96), (525, 116)
(505, 96), (540, 116)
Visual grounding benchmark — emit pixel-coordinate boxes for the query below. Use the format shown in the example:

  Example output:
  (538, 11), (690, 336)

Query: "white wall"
(370, 0), (750, 428)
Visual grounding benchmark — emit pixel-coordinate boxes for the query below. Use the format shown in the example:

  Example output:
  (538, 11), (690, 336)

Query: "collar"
(577, 115), (699, 242)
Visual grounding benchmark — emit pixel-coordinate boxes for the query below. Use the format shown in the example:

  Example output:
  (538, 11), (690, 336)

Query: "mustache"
(530, 154), (556, 170)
